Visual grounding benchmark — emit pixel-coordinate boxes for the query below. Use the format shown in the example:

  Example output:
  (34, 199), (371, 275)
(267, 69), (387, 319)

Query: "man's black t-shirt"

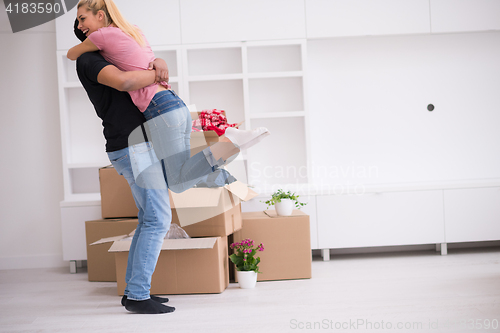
(76, 52), (146, 152)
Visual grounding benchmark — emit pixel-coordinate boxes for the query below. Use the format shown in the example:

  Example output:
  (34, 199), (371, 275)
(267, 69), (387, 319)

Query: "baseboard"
(312, 240), (500, 257)
(0, 254), (66, 270)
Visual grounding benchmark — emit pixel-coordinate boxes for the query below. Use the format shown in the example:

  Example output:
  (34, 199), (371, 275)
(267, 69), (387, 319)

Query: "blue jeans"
(108, 143), (171, 301)
(138, 89), (235, 193)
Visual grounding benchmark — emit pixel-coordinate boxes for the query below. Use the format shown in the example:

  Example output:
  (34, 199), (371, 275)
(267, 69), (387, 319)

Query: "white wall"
(0, 3), (65, 269)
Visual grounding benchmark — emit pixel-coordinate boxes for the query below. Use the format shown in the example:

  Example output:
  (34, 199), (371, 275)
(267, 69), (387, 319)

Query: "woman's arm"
(96, 58), (169, 91)
(67, 38), (99, 60)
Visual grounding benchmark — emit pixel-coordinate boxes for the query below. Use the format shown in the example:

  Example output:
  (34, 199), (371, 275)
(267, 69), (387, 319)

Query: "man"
(73, 20), (174, 314)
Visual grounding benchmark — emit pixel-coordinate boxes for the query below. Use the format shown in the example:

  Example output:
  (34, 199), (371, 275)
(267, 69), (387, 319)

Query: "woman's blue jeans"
(138, 89), (232, 193)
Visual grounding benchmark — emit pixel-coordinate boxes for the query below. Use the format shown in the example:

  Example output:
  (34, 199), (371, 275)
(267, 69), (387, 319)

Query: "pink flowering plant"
(229, 238), (264, 273)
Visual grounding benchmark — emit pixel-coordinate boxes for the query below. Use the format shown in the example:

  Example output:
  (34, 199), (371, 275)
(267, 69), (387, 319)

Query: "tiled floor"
(1, 247), (499, 333)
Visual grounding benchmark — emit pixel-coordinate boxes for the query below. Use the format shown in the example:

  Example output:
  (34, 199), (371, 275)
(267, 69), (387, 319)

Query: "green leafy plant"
(262, 189), (307, 210)
(229, 239), (264, 273)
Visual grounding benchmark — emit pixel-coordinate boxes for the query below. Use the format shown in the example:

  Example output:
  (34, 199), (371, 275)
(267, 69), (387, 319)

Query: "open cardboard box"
(91, 234), (229, 295)
(85, 218), (139, 282)
(170, 181), (257, 237)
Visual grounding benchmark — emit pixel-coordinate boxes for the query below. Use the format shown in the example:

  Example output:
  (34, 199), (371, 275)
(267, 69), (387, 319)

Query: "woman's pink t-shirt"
(88, 26), (167, 112)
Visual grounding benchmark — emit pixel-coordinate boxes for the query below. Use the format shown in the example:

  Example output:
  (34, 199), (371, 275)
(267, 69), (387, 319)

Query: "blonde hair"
(77, 0), (145, 47)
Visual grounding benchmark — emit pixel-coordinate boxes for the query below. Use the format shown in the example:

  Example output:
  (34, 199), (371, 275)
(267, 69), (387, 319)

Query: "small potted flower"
(262, 189), (307, 216)
(229, 238), (264, 289)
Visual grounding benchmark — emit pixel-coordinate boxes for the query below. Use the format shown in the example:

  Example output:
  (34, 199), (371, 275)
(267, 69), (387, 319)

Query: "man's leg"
(108, 143), (175, 314)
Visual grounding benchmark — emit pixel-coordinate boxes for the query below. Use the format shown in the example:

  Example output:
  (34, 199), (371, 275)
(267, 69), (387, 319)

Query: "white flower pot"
(236, 270), (258, 289)
(275, 198), (294, 216)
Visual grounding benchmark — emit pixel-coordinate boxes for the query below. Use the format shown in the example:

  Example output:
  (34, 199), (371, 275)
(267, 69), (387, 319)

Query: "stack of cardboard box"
(86, 111), (313, 295)
(86, 111), (259, 295)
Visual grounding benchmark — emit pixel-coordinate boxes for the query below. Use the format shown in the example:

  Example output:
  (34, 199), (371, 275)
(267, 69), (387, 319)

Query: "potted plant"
(229, 239), (264, 289)
(262, 189), (307, 216)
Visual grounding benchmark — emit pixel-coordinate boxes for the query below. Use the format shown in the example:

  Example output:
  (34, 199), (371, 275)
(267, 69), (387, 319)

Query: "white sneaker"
(224, 127), (270, 150)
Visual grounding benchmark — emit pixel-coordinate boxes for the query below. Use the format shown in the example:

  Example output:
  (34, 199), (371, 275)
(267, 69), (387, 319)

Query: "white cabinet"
(430, 0), (500, 33)
(444, 187), (500, 243)
(306, 0), (431, 39)
(113, 0), (181, 46)
(317, 190), (445, 249)
(56, 39), (309, 261)
(179, 0), (306, 44)
(61, 202), (102, 261)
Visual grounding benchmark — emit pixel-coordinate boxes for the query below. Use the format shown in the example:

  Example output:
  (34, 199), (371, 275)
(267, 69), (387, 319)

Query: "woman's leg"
(141, 90), (240, 193)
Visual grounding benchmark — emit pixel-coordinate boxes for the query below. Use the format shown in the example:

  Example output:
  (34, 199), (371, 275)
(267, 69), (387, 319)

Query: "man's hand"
(148, 58), (169, 84)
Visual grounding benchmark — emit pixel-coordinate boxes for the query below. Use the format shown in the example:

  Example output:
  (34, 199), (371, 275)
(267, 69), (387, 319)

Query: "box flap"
(90, 234), (128, 246)
(170, 188), (222, 208)
(224, 181), (258, 201)
(160, 237), (218, 250)
(108, 237), (218, 252)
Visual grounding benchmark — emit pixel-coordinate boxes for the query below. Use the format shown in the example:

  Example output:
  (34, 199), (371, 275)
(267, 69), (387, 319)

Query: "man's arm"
(97, 58), (169, 92)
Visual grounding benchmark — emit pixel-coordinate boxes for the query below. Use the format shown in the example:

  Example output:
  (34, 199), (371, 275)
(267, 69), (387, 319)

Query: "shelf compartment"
(247, 44), (302, 73)
(187, 73), (244, 82)
(249, 77), (304, 114)
(246, 116), (308, 186)
(153, 49), (179, 77)
(66, 87), (108, 165)
(187, 47), (242, 76)
(188, 79), (245, 128)
(251, 111), (305, 119)
(70, 167), (101, 195)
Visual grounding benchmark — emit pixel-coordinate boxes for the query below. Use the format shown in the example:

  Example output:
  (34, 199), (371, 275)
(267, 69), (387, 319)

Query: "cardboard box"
(170, 181), (257, 237)
(101, 236), (229, 295)
(233, 210), (312, 281)
(99, 166), (139, 218)
(85, 218), (138, 282)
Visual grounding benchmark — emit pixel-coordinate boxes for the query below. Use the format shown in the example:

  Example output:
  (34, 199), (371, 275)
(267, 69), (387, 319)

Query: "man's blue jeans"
(108, 142), (171, 301)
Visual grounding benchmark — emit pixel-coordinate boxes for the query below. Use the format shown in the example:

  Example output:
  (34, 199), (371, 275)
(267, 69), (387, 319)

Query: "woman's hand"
(148, 58), (169, 84)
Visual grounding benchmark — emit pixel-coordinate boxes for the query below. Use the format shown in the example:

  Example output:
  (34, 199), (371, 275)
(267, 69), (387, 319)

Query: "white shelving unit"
(56, 40), (312, 262)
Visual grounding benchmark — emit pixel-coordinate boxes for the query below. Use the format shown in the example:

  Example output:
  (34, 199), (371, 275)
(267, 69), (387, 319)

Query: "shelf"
(63, 82), (83, 88)
(187, 74), (244, 82)
(62, 192), (101, 204)
(250, 111), (305, 119)
(68, 162), (110, 169)
(247, 71), (303, 79)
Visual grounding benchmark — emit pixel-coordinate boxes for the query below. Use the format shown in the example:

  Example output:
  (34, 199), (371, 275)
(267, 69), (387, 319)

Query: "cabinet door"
(61, 204), (102, 261)
(317, 190), (444, 249)
(180, 0), (306, 44)
(113, 0), (181, 46)
(444, 187), (500, 242)
(306, 0), (431, 39)
(430, 0), (500, 33)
